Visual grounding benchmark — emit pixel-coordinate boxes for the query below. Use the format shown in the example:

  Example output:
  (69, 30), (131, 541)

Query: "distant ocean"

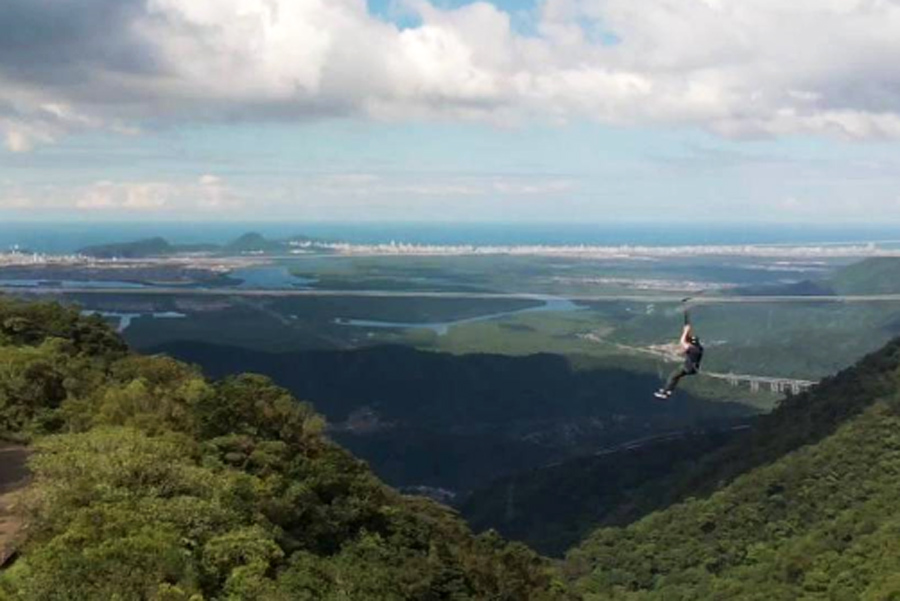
(2, 222), (900, 254)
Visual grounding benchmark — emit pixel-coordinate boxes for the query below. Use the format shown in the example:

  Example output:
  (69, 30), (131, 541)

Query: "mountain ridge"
(562, 336), (900, 598)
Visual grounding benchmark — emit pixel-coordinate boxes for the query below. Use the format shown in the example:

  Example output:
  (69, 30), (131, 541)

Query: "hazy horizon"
(4, 220), (900, 255)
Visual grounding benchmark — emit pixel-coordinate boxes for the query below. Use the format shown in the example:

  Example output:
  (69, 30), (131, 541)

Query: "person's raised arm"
(680, 324), (693, 348)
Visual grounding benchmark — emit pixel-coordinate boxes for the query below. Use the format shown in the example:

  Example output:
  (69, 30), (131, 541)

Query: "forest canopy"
(0, 297), (568, 600)
(5, 294), (900, 600)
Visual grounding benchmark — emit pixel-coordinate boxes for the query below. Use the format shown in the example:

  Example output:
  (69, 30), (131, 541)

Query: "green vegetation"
(0, 297), (567, 600)
(401, 310), (776, 410)
(732, 256), (900, 297)
(116, 294), (544, 352)
(288, 254), (701, 296)
(407, 309), (611, 356)
(6, 285), (900, 599)
(287, 254), (833, 297)
(51, 253), (899, 383)
(462, 429), (739, 558)
(585, 300), (900, 379)
(224, 232), (287, 253)
(76, 232), (320, 259)
(564, 337), (900, 599)
(830, 257), (900, 295)
(154, 341), (756, 493)
(78, 237), (177, 258)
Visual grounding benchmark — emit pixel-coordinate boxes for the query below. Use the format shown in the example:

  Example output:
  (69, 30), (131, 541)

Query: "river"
(334, 296), (581, 335)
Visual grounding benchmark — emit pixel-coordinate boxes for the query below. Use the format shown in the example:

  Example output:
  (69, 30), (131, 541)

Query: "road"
(6, 285), (900, 304)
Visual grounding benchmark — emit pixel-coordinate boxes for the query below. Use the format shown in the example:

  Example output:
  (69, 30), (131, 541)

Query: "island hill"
(3, 295), (900, 597)
(77, 232), (327, 259)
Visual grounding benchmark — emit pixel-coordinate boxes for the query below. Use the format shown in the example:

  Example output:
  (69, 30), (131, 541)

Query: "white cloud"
(4, 0), (900, 147)
(0, 195), (34, 209)
(76, 181), (172, 211)
(198, 174), (221, 186)
(0, 93), (106, 151)
(4, 130), (36, 153)
(307, 173), (576, 197)
(5, 176), (243, 213)
(2, 119), (58, 153)
(780, 196), (804, 211)
(196, 174), (241, 209)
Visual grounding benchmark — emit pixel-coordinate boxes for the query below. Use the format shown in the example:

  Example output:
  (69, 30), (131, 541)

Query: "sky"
(3, 0), (900, 224)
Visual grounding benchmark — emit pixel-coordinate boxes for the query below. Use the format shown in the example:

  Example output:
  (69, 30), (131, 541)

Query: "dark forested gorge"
(461, 429), (741, 557)
(4, 295), (900, 600)
(0, 298), (566, 600)
(151, 341), (753, 493)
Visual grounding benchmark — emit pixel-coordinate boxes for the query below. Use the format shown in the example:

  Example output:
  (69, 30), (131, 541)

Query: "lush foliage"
(78, 237), (176, 258)
(830, 257), (900, 295)
(564, 338), (900, 599)
(8, 293), (900, 600)
(0, 297), (568, 600)
(154, 341), (753, 492)
(462, 429), (738, 557)
(77, 232), (292, 258)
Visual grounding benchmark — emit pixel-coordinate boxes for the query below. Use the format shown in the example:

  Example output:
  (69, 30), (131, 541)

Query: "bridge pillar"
(750, 380), (760, 393)
(770, 381), (780, 393)
(791, 383), (802, 395)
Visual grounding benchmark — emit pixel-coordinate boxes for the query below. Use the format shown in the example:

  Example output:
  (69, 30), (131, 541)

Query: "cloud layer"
(4, 0), (900, 150)
(1, 175), (239, 213)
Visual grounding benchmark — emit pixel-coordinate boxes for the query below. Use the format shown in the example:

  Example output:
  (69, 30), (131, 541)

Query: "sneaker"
(653, 390), (669, 399)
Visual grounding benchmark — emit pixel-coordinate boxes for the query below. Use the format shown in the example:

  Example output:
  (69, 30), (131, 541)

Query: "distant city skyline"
(3, 0), (900, 223)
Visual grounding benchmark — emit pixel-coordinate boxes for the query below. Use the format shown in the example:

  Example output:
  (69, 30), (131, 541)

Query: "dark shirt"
(684, 343), (703, 371)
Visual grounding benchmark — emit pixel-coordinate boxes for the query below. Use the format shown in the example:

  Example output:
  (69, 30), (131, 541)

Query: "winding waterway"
(334, 296), (581, 335)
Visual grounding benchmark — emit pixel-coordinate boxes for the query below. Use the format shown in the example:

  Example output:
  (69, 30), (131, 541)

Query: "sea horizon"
(3, 221), (900, 254)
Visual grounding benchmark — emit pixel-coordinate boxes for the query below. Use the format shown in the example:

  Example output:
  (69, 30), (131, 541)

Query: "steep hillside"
(565, 337), (900, 599)
(462, 428), (739, 557)
(0, 297), (568, 600)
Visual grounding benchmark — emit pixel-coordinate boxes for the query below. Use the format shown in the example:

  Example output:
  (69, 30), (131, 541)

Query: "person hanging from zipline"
(655, 307), (703, 399)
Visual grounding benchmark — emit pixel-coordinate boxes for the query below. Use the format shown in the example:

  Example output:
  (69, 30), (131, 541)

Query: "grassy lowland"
(112, 293), (546, 352)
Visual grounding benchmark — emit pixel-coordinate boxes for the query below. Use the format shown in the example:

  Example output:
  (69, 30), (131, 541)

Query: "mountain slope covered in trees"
(5, 294), (900, 599)
(462, 428), (740, 557)
(0, 297), (568, 600)
(564, 337), (900, 599)
(464, 329), (900, 561)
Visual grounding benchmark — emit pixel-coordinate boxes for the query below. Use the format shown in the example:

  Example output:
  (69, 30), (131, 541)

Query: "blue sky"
(2, 0), (900, 223)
